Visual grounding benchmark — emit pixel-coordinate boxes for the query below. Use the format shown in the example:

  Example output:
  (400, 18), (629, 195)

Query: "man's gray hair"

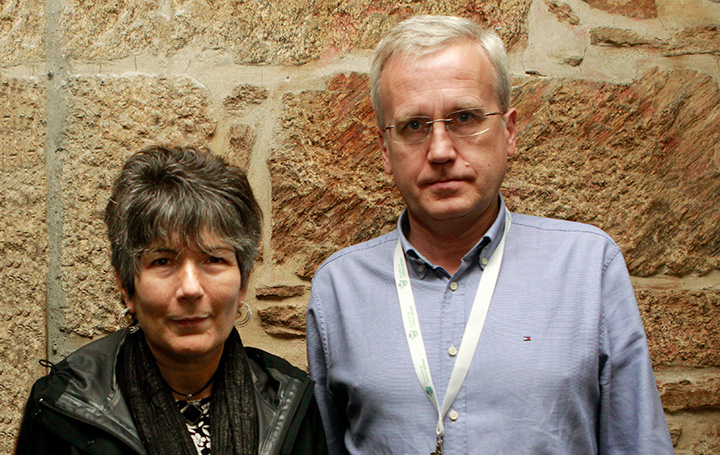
(370, 15), (511, 127)
(105, 145), (262, 297)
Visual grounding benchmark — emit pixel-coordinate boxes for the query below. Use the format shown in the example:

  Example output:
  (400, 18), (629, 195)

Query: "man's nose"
(426, 121), (457, 163)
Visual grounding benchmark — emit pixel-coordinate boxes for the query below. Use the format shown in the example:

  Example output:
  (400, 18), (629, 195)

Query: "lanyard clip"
(431, 434), (444, 455)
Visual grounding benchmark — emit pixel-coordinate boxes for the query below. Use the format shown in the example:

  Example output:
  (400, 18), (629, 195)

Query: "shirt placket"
(440, 270), (469, 453)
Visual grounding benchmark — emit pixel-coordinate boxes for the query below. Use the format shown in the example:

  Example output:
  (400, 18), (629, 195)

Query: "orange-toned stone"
(637, 289), (720, 367)
(257, 305), (306, 337)
(507, 68), (720, 277)
(582, 0), (657, 19)
(271, 73), (402, 278)
(256, 285), (310, 299)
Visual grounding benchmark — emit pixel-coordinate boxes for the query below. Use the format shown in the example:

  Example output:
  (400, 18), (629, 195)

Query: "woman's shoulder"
(26, 330), (127, 407)
(244, 347), (309, 383)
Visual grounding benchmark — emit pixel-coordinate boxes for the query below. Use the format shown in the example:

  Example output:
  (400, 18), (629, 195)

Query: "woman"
(16, 146), (327, 454)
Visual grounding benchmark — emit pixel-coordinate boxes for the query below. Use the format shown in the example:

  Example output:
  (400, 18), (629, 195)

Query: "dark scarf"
(117, 328), (258, 454)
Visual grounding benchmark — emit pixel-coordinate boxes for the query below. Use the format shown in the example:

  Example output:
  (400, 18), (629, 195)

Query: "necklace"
(167, 373), (216, 399)
(169, 375), (216, 425)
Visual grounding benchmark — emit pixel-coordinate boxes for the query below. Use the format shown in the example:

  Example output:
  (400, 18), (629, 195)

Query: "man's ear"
(379, 128), (393, 175)
(115, 271), (135, 312)
(504, 108), (518, 159)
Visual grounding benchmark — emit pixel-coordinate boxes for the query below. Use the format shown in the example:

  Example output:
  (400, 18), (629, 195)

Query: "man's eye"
(407, 119), (423, 130)
(207, 256), (227, 264)
(399, 118), (427, 134)
(454, 110), (479, 124)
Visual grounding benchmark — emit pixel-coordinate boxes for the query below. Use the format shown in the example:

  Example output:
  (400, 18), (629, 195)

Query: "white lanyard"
(393, 210), (511, 452)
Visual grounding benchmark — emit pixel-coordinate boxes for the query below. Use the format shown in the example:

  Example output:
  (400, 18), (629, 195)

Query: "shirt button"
(481, 257), (489, 266)
(448, 346), (458, 357)
(449, 282), (458, 291)
(418, 264), (426, 273)
(449, 410), (459, 421)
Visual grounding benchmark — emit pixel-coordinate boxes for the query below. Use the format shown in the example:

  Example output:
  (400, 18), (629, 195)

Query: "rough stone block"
(0, 0), (44, 65)
(668, 422), (682, 447)
(256, 285), (310, 299)
(224, 85), (269, 115)
(590, 25), (720, 57)
(544, 0), (580, 25)
(273, 69), (720, 280)
(62, 0), (532, 65)
(0, 80), (45, 171)
(637, 289), (720, 367)
(0, 78), (47, 454)
(271, 72), (402, 278)
(257, 304), (306, 337)
(656, 369), (720, 412)
(227, 124), (256, 171)
(507, 68), (720, 277)
(582, 0), (657, 19)
(669, 415), (720, 454)
(59, 75), (216, 340)
(62, 0), (168, 61)
(665, 25), (720, 57)
(590, 27), (663, 48)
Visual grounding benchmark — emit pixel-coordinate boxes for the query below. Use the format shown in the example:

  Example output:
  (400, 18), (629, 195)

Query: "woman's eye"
(150, 257), (171, 267)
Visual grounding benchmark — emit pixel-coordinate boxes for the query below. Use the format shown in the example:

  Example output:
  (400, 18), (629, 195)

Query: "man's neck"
(405, 204), (499, 275)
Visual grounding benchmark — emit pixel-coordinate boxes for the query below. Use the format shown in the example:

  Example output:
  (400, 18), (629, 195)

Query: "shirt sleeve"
(598, 248), (674, 454)
(306, 277), (351, 455)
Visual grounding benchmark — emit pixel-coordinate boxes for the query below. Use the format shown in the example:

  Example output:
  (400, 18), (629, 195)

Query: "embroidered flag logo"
(523, 336), (531, 341)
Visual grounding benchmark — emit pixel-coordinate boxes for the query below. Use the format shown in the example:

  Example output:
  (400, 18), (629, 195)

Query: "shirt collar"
(396, 195), (509, 275)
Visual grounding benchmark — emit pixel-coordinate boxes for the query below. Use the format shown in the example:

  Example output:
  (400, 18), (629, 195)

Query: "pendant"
(178, 400), (203, 425)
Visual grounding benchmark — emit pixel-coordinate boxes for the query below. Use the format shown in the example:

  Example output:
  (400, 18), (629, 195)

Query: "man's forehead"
(384, 40), (489, 72)
(380, 45), (497, 117)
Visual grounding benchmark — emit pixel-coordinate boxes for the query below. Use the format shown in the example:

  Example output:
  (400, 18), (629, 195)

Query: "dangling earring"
(118, 307), (140, 333)
(237, 301), (252, 327)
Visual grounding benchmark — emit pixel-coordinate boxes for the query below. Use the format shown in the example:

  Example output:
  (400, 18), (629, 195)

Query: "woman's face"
(121, 233), (245, 366)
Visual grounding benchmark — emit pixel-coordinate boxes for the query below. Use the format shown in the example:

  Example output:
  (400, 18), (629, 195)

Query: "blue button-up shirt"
(307, 198), (673, 454)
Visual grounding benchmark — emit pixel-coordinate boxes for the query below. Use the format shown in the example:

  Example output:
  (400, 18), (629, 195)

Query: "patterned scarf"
(117, 328), (258, 454)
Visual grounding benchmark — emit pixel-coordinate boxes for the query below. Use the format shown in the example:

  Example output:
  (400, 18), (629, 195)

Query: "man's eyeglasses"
(384, 108), (503, 145)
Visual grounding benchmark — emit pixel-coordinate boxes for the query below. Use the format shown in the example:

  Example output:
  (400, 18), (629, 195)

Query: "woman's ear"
(115, 271), (135, 311)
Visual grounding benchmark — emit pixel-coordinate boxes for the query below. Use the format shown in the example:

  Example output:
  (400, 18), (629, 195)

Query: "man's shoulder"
(315, 229), (399, 274)
(510, 212), (616, 244)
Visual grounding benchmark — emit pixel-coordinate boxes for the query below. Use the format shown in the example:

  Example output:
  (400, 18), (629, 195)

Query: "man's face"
(379, 41), (517, 231)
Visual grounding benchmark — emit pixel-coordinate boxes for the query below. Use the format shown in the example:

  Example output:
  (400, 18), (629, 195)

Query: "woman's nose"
(177, 262), (204, 300)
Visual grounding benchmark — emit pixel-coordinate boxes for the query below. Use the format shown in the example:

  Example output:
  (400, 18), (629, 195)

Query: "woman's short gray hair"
(370, 15), (511, 127)
(105, 145), (262, 297)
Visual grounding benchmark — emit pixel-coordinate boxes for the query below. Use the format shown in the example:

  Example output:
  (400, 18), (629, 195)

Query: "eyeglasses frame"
(383, 109), (504, 145)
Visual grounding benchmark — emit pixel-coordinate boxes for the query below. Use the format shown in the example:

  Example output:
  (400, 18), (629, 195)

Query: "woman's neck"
(150, 345), (224, 401)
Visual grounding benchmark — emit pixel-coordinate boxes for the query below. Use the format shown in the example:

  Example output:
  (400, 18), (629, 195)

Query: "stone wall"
(1, 0), (718, 452)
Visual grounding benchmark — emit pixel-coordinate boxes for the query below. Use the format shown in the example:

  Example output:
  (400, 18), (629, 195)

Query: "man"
(307, 15), (673, 455)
